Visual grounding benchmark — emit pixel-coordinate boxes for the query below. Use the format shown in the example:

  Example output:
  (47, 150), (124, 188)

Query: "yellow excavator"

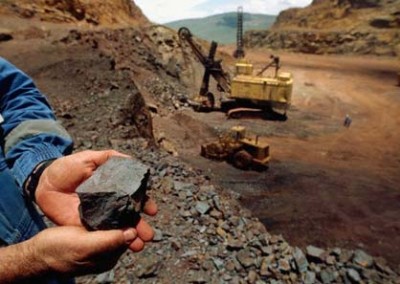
(201, 126), (270, 170)
(178, 27), (293, 120)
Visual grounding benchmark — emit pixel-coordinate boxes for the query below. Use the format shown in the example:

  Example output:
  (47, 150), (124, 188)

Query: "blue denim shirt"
(0, 56), (74, 242)
(0, 57), (74, 282)
(0, 57), (75, 235)
(0, 57), (73, 186)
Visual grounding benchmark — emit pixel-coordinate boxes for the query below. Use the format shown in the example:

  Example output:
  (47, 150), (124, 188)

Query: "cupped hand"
(35, 150), (157, 251)
(31, 226), (137, 276)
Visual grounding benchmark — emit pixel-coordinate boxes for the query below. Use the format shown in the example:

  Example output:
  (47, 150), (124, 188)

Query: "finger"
(135, 219), (154, 242)
(84, 228), (132, 256)
(122, 228), (138, 244)
(80, 150), (130, 168)
(129, 237), (145, 252)
(143, 198), (158, 216)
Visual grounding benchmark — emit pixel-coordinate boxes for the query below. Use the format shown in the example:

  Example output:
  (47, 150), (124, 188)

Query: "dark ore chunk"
(78, 192), (140, 230)
(77, 157), (150, 231)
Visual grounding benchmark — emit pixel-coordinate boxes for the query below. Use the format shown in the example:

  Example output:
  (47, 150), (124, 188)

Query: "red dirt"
(155, 47), (400, 265)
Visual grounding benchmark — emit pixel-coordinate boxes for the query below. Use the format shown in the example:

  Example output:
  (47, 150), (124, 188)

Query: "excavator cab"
(230, 125), (246, 140)
(235, 60), (253, 76)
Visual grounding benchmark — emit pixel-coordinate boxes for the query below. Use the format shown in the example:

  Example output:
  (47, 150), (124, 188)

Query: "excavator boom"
(233, 6), (245, 59)
(179, 27), (231, 95)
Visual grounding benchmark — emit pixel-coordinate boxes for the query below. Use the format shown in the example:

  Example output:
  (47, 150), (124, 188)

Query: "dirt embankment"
(0, 0), (148, 26)
(244, 0), (400, 56)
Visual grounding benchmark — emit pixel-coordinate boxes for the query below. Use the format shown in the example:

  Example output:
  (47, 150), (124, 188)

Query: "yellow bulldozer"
(200, 126), (270, 170)
(178, 27), (293, 120)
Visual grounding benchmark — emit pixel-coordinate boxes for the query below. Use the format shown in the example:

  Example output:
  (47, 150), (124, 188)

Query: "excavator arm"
(178, 27), (231, 105)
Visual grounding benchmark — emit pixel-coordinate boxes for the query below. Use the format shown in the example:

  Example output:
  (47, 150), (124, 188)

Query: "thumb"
(83, 228), (137, 256)
(80, 150), (130, 168)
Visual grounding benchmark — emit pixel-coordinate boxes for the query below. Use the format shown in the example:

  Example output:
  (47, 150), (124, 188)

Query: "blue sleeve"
(0, 57), (73, 187)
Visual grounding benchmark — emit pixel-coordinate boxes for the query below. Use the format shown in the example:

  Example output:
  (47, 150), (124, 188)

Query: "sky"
(134, 0), (313, 24)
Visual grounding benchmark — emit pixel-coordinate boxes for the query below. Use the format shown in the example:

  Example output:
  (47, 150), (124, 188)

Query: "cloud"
(203, 0), (313, 16)
(135, 0), (210, 23)
(135, 0), (312, 23)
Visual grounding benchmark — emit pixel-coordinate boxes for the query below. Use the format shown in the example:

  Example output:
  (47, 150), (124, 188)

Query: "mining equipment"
(233, 6), (245, 59)
(178, 27), (293, 120)
(200, 126), (270, 170)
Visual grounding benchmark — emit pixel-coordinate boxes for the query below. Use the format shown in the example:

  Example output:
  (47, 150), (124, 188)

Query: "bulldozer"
(200, 126), (270, 170)
(178, 27), (293, 120)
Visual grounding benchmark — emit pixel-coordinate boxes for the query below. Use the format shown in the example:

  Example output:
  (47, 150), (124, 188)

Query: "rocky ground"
(1, 1), (400, 283)
(77, 145), (400, 284)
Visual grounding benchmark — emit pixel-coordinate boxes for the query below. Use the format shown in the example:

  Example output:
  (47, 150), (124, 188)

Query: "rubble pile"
(58, 26), (199, 110)
(76, 145), (400, 283)
(46, 26), (203, 151)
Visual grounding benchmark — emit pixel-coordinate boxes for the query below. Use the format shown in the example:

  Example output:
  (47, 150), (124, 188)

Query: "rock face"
(245, 29), (400, 56)
(272, 0), (399, 30)
(244, 0), (400, 56)
(0, 0), (149, 26)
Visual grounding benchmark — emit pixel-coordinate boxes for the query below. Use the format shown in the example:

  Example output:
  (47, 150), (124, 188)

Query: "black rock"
(78, 192), (140, 230)
(77, 157), (150, 230)
(0, 31), (12, 42)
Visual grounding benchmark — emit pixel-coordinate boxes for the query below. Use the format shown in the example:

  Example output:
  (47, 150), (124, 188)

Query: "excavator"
(178, 26), (293, 120)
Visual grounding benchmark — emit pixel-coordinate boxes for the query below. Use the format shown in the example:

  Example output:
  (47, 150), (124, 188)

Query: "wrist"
(24, 159), (56, 202)
(0, 237), (51, 282)
(24, 237), (51, 276)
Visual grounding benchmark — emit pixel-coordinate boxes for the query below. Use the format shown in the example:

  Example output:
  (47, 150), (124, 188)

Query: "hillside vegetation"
(165, 12), (275, 44)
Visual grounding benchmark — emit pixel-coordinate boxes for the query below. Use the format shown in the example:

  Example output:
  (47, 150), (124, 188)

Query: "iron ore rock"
(77, 156), (150, 230)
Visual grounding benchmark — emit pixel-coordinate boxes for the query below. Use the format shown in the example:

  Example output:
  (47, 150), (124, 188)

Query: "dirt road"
(155, 48), (400, 265)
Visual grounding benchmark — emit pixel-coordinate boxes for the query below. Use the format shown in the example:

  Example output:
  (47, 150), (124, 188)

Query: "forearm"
(0, 57), (73, 186)
(0, 239), (48, 283)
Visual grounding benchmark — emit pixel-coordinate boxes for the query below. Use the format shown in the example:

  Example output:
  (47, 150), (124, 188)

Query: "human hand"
(30, 226), (137, 276)
(35, 150), (157, 251)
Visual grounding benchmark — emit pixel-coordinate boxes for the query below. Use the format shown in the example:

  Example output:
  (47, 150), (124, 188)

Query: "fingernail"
(123, 229), (137, 243)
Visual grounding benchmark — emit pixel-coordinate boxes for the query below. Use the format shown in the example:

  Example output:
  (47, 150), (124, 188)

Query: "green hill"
(165, 12), (276, 44)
